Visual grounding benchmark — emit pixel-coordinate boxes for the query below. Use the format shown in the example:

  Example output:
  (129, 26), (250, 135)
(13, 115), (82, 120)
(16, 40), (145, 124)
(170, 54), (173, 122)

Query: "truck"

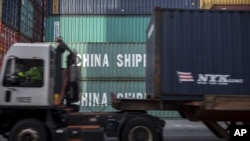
(0, 38), (165, 141)
(1, 7), (250, 141)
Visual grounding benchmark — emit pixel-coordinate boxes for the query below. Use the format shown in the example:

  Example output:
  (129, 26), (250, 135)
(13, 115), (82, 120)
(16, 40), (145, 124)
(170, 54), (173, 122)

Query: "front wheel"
(9, 119), (48, 141)
(121, 117), (160, 141)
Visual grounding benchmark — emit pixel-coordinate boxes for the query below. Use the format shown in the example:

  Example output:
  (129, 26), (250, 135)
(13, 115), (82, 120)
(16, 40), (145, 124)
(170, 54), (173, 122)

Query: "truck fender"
(45, 122), (57, 141)
(115, 115), (127, 136)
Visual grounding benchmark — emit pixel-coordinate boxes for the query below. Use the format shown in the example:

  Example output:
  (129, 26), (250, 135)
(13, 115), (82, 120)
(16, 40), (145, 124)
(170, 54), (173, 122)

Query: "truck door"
(0, 57), (46, 106)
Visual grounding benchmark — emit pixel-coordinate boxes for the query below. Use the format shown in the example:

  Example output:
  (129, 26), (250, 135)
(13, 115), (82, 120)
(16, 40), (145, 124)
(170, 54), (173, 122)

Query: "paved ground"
(163, 120), (225, 141)
(0, 120), (226, 141)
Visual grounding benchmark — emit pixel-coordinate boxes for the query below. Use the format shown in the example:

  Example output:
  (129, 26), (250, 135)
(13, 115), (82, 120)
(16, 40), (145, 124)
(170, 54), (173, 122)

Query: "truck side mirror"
(3, 56), (20, 86)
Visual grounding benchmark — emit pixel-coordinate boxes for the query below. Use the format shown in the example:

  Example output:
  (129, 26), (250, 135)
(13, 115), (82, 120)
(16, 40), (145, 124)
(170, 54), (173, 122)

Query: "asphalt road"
(163, 120), (225, 141)
(0, 120), (225, 141)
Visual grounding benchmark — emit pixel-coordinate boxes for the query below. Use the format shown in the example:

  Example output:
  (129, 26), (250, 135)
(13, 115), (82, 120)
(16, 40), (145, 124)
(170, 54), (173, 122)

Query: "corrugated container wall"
(63, 43), (146, 79)
(45, 16), (150, 42)
(19, 34), (32, 43)
(0, 23), (19, 54)
(20, 0), (34, 39)
(200, 0), (250, 9)
(0, 0), (21, 30)
(35, 0), (44, 7)
(0, 23), (19, 68)
(146, 8), (250, 101)
(47, 0), (199, 15)
(79, 80), (180, 118)
(80, 80), (145, 112)
(33, 5), (44, 42)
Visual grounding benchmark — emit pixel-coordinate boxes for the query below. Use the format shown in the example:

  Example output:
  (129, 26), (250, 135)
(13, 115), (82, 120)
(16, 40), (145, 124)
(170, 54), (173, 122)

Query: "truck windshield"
(3, 59), (44, 87)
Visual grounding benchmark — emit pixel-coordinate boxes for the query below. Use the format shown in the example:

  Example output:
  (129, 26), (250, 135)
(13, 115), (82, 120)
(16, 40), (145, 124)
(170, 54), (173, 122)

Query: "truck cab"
(0, 43), (55, 107)
(0, 41), (164, 141)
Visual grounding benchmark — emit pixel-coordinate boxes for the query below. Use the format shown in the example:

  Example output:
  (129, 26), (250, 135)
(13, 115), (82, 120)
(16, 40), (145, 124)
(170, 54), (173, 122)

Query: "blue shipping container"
(146, 8), (250, 100)
(47, 0), (199, 15)
(1, 0), (21, 30)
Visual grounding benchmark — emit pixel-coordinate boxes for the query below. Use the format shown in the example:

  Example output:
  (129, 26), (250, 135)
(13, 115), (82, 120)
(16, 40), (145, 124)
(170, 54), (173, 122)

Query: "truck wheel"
(9, 119), (48, 141)
(121, 117), (159, 141)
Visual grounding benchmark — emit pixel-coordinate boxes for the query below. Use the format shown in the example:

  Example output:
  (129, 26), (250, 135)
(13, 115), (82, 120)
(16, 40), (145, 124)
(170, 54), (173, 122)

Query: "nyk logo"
(177, 71), (244, 85)
(197, 74), (230, 85)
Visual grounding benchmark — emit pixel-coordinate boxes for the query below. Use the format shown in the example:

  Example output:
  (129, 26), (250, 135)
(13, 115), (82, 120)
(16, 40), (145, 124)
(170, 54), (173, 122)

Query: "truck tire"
(9, 119), (48, 141)
(121, 117), (159, 141)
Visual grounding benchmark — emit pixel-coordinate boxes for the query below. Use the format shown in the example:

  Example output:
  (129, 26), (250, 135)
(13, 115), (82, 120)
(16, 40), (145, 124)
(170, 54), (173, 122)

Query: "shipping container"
(62, 42), (146, 79)
(34, 0), (43, 7)
(47, 0), (199, 15)
(0, 0), (21, 30)
(79, 80), (181, 118)
(33, 6), (44, 42)
(35, 0), (46, 42)
(0, 22), (19, 54)
(45, 16), (150, 42)
(146, 8), (250, 100)
(80, 80), (145, 112)
(20, 0), (34, 39)
(18, 33), (32, 43)
(200, 0), (250, 9)
(210, 4), (250, 10)
(0, 22), (19, 69)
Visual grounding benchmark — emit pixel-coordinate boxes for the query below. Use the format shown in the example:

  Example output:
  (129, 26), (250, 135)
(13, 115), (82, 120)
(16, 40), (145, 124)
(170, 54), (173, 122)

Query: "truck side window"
(3, 59), (44, 87)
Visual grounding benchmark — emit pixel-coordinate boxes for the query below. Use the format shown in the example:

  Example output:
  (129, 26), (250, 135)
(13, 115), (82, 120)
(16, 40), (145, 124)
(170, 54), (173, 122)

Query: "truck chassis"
(0, 105), (165, 141)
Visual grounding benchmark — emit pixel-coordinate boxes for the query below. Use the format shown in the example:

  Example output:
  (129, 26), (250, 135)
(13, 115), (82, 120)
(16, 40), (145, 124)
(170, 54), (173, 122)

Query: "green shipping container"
(45, 16), (150, 43)
(63, 42), (146, 79)
(20, 0), (34, 39)
(78, 80), (181, 119)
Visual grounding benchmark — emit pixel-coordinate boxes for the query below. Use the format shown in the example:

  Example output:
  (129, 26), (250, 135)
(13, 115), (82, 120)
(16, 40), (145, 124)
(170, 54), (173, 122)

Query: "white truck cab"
(0, 43), (55, 107)
(0, 41), (164, 141)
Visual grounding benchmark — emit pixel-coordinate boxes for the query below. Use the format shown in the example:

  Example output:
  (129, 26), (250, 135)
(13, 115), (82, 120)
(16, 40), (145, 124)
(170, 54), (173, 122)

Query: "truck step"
(57, 106), (75, 113)
(63, 107), (75, 113)
(67, 125), (101, 129)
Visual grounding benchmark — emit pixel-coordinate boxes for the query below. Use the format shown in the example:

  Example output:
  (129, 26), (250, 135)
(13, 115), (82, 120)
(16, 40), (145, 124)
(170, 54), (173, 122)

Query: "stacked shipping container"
(33, 2), (44, 42)
(0, 0), (20, 68)
(20, 0), (46, 41)
(0, 0), (20, 30)
(20, 0), (34, 39)
(47, 0), (200, 15)
(0, 0), (45, 68)
(45, 0), (203, 118)
(44, 0), (249, 118)
(0, 23), (19, 54)
(45, 16), (150, 43)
